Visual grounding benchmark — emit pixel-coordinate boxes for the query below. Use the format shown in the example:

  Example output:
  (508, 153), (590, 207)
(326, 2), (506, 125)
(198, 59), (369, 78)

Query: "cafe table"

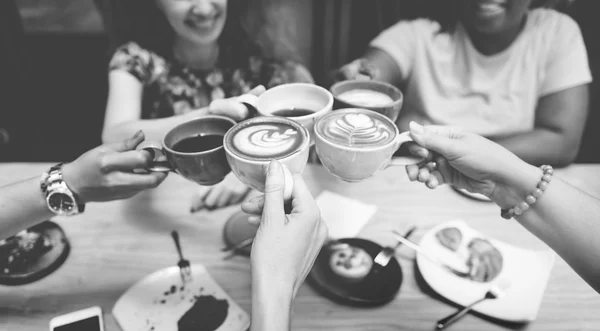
(1, 162), (599, 331)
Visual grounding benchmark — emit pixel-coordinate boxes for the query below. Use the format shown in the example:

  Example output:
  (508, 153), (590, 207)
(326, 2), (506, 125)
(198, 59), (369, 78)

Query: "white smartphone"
(49, 306), (104, 331)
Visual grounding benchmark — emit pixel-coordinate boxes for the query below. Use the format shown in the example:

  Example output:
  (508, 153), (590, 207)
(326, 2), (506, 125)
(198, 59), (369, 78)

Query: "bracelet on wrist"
(501, 165), (553, 219)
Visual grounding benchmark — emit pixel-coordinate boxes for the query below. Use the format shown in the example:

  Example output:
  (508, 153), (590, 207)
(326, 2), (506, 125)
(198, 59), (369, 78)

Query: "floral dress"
(109, 42), (311, 119)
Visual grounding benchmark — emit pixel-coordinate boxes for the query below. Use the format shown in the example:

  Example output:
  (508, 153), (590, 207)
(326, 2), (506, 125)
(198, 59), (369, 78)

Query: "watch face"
(48, 192), (75, 213)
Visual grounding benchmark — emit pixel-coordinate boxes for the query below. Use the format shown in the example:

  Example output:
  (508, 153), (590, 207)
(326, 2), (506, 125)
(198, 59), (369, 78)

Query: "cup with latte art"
(331, 80), (403, 122)
(223, 116), (310, 193)
(314, 108), (419, 182)
(247, 83), (333, 145)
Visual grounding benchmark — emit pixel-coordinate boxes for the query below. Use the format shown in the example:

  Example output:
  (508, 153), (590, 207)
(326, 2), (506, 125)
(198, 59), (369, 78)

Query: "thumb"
(109, 130), (145, 152)
(248, 85), (266, 96)
(409, 122), (456, 157)
(262, 160), (285, 225)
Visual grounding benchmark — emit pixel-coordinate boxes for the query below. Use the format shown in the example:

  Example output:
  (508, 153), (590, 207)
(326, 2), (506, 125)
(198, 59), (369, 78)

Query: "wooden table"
(1, 163), (599, 331)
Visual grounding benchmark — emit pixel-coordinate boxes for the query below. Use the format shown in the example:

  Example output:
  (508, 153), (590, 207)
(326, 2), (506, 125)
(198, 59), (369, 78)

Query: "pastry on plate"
(467, 238), (503, 282)
(329, 246), (373, 283)
(435, 227), (463, 252)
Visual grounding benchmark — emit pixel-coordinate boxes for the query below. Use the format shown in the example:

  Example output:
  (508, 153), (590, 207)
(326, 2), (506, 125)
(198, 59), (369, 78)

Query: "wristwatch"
(40, 163), (85, 216)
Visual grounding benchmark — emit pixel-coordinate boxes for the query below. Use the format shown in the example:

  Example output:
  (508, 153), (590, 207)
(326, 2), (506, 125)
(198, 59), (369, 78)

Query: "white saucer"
(415, 221), (555, 322)
(113, 264), (249, 331)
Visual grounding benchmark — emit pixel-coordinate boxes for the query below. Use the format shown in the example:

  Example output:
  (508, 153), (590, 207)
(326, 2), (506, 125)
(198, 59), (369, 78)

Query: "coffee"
(271, 108), (315, 117)
(172, 134), (224, 153)
(226, 121), (306, 160)
(224, 116), (310, 194)
(337, 89), (394, 108)
(316, 111), (396, 148)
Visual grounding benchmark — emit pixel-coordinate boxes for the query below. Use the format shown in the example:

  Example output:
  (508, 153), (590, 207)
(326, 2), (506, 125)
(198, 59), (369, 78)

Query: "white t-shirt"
(370, 8), (592, 136)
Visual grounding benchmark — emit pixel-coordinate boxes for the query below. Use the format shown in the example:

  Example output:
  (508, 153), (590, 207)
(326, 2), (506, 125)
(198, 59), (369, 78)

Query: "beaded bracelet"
(501, 165), (554, 219)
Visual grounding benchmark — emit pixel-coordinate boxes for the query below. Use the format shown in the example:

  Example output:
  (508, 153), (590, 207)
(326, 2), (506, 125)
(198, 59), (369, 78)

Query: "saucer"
(308, 238), (402, 306)
(452, 186), (492, 202)
(0, 221), (70, 285)
(222, 211), (257, 256)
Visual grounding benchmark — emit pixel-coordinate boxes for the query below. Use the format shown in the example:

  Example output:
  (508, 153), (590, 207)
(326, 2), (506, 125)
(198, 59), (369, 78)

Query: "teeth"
(479, 3), (503, 14)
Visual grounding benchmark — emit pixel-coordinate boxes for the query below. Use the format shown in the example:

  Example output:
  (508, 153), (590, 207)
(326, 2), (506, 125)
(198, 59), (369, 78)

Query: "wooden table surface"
(1, 162), (599, 331)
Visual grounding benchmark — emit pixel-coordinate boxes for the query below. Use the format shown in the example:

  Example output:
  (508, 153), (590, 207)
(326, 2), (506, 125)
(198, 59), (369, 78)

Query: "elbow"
(552, 138), (581, 168)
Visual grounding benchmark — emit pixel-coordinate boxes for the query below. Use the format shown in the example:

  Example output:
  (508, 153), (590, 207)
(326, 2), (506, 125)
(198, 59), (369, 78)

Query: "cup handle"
(137, 140), (173, 172)
(387, 131), (425, 167)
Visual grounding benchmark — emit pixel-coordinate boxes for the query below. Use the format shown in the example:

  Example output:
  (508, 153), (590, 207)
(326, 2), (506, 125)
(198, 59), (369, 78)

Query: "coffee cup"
(314, 108), (419, 182)
(248, 83), (333, 144)
(331, 80), (403, 122)
(223, 116), (310, 192)
(137, 116), (236, 185)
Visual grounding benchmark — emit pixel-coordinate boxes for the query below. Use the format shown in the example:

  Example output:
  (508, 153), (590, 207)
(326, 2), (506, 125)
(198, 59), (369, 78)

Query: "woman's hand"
(62, 131), (167, 203)
(207, 85), (266, 121)
(405, 122), (541, 209)
(242, 160), (328, 297)
(190, 173), (250, 212)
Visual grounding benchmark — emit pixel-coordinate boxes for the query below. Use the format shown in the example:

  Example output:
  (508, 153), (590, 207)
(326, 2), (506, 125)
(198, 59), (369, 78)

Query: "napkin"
(315, 191), (378, 239)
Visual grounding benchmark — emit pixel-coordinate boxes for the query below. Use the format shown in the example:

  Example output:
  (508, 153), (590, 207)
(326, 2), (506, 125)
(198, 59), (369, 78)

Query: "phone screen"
(53, 316), (101, 331)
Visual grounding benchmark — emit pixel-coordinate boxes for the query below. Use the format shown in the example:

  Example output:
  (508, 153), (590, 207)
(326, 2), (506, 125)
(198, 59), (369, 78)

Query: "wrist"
(251, 271), (293, 331)
(61, 162), (87, 203)
(490, 160), (543, 210)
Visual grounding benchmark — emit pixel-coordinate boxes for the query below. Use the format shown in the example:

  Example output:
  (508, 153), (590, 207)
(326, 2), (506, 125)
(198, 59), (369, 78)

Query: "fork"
(171, 230), (192, 283)
(373, 226), (417, 268)
(392, 231), (471, 278)
(436, 279), (512, 330)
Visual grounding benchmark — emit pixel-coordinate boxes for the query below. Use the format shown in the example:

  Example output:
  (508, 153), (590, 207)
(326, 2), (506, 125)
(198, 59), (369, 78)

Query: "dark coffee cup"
(137, 116), (236, 185)
(331, 80), (403, 122)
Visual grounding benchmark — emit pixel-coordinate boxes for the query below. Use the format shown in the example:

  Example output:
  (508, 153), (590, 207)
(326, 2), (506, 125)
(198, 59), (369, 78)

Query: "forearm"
(498, 162), (600, 293)
(251, 274), (293, 331)
(0, 177), (52, 239)
(102, 110), (208, 144)
(492, 128), (578, 167)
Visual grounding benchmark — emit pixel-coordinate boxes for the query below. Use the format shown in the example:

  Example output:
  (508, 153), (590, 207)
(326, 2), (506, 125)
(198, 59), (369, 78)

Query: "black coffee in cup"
(172, 134), (224, 153)
(271, 108), (315, 118)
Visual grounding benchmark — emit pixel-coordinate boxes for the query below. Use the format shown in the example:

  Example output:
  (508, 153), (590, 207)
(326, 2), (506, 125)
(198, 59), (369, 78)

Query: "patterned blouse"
(109, 42), (311, 119)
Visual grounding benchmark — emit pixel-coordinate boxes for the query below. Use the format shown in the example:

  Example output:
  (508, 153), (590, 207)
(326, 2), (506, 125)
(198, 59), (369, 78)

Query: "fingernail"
(416, 149), (428, 158)
(267, 159), (281, 175)
(133, 130), (143, 138)
(409, 121), (424, 134)
(248, 216), (261, 224)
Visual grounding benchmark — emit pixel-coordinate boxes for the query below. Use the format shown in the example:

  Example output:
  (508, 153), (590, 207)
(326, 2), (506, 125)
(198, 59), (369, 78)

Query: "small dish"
(416, 221), (555, 322)
(308, 238), (402, 306)
(113, 264), (249, 331)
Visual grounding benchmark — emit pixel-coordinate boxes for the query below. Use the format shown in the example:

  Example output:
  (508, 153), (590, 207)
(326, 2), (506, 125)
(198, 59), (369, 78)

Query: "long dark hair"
(101, 0), (262, 65)
(422, 0), (576, 33)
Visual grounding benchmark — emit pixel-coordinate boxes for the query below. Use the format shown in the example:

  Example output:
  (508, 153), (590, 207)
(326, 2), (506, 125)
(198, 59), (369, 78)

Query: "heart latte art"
(318, 112), (395, 147)
(228, 123), (305, 159)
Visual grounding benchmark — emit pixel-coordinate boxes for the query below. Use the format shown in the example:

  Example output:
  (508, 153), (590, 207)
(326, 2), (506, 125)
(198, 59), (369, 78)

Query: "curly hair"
(98, 0), (264, 66)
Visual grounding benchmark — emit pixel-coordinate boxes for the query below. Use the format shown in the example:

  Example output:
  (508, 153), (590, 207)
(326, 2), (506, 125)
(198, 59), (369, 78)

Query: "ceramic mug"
(137, 116), (236, 185)
(247, 83), (333, 145)
(223, 116), (310, 192)
(331, 80), (403, 122)
(314, 108), (419, 182)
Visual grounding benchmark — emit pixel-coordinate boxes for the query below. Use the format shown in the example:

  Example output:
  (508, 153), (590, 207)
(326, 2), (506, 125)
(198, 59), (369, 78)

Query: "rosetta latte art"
(320, 113), (395, 147)
(231, 124), (302, 159)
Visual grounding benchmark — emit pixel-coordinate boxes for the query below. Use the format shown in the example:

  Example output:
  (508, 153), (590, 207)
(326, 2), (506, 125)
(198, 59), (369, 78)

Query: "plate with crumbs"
(415, 221), (555, 322)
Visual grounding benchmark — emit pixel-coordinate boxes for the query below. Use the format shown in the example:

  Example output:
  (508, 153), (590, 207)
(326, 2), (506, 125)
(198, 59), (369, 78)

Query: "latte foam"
(337, 89), (394, 107)
(317, 111), (395, 147)
(227, 121), (306, 160)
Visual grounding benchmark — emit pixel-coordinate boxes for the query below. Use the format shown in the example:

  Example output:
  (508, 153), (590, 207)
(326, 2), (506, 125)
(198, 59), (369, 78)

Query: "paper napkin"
(315, 190), (378, 239)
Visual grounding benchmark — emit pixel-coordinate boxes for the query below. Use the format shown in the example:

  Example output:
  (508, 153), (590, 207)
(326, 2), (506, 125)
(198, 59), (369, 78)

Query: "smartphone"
(49, 306), (104, 331)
